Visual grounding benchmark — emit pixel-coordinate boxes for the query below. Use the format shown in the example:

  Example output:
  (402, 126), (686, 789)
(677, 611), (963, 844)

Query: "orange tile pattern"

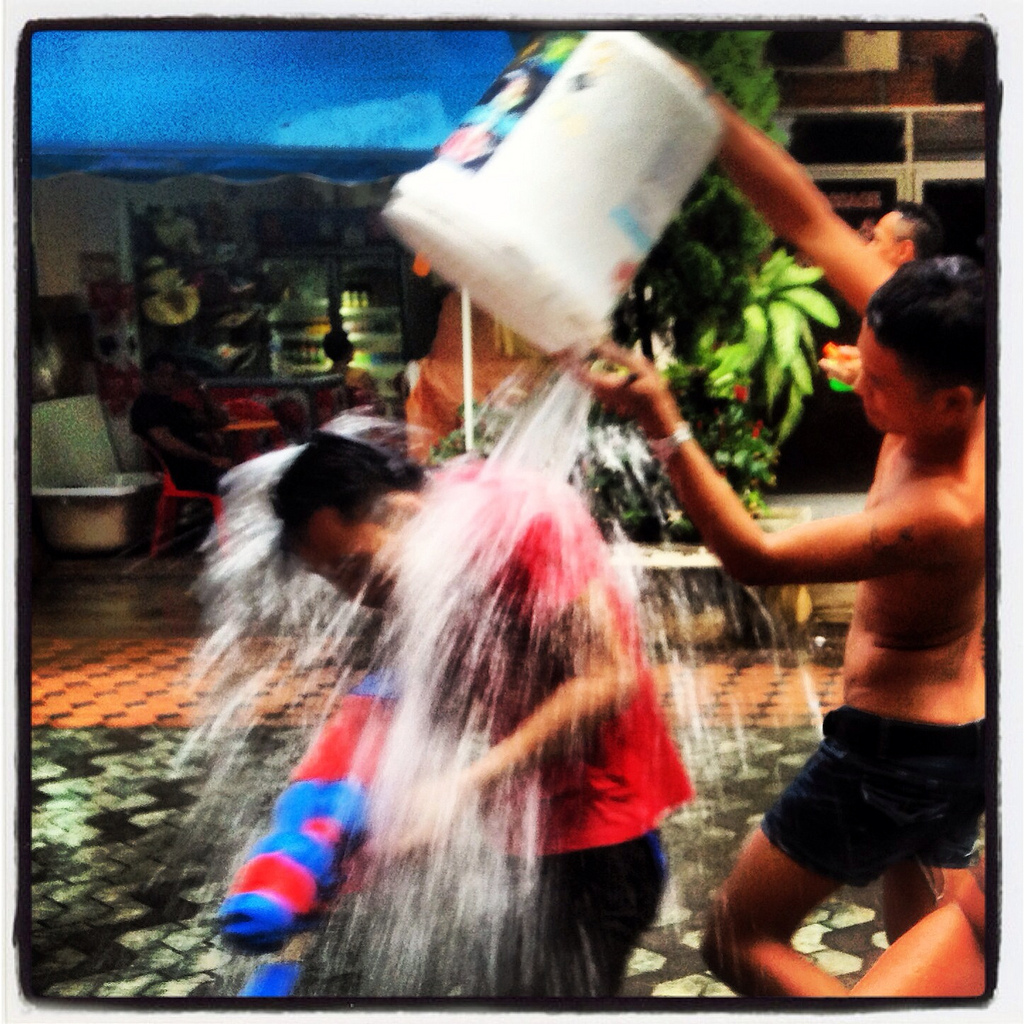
(31, 637), (201, 728)
(32, 635), (846, 730)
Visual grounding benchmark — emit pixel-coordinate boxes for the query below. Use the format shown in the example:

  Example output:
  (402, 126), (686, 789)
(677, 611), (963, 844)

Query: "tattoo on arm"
(868, 524), (915, 560)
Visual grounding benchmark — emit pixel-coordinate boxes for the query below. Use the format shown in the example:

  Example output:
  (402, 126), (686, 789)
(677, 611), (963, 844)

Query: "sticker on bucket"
(438, 32), (585, 172)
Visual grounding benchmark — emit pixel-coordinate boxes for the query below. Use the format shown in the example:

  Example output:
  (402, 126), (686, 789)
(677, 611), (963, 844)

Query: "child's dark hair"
(866, 256), (985, 396)
(271, 432), (425, 544)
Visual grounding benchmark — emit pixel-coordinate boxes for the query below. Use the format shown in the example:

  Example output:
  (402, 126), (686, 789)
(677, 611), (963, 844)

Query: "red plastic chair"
(144, 443), (224, 557)
(222, 398), (287, 461)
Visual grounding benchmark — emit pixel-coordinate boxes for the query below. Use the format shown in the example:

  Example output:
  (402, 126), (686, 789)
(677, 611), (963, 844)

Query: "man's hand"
(819, 343), (862, 388)
(566, 341), (681, 439)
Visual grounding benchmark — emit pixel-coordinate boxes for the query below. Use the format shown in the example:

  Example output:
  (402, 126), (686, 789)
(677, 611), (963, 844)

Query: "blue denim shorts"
(761, 706), (985, 886)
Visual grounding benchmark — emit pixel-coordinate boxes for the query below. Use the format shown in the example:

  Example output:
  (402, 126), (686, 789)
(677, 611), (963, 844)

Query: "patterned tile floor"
(24, 552), (900, 1004)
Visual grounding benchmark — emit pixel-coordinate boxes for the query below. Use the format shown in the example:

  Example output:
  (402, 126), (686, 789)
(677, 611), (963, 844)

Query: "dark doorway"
(922, 179), (986, 264)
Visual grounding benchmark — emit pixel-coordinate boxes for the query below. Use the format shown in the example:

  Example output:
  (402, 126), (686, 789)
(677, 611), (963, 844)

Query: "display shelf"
(347, 332), (402, 350)
(340, 304), (401, 318)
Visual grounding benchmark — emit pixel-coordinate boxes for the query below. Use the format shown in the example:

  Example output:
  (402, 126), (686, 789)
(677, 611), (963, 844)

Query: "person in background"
(130, 349), (231, 493)
(574, 63), (986, 997)
(824, 201), (946, 388)
(865, 200), (945, 268)
(682, 60), (944, 392)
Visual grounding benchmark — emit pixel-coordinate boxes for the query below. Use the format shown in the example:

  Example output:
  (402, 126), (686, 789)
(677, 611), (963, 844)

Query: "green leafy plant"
(664, 360), (778, 513)
(427, 402), (509, 464)
(705, 250), (839, 441)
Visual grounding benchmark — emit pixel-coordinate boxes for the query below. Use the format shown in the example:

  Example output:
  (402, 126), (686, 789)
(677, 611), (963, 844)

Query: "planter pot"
(617, 504), (816, 646)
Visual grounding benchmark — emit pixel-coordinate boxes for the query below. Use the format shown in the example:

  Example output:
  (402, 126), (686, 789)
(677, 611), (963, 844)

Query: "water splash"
(175, 371), (823, 997)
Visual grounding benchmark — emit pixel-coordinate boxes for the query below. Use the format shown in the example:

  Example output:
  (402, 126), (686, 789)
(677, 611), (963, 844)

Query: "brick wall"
(777, 29), (987, 109)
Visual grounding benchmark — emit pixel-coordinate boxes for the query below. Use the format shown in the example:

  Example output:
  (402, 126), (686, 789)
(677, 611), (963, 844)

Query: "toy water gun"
(822, 342), (858, 392)
(218, 671), (398, 996)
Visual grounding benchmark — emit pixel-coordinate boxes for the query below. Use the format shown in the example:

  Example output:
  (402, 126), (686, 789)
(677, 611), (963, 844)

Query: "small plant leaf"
(741, 303), (769, 357)
(767, 300), (802, 364)
(775, 263), (825, 288)
(764, 357), (785, 408)
(791, 353), (815, 395)
(713, 342), (759, 377)
(781, 285), (840, 327)
(776, 382), (807, 442)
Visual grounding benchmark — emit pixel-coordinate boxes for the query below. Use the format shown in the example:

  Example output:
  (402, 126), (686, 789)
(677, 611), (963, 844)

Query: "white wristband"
(649, 422), (694, 463)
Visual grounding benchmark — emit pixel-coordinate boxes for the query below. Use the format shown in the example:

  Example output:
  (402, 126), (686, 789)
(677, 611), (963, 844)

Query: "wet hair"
(143, 349), (183, 374)
(866, 256), (985, 396)
(892, 201), (944, 260)
(271, 431), (425, 543)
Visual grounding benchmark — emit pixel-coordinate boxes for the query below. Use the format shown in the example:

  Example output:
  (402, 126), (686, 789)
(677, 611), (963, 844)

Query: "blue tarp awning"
(28, 28), (522, 183)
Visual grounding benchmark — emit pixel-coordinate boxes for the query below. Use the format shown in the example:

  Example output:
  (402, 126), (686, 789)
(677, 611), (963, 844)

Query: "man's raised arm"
(702, 88), (894, 315)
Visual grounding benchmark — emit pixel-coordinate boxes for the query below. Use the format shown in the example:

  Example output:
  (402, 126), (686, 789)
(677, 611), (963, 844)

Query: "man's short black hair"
(866, 256), (985, 396)
(143, 349), (183, 374)
(271, 431), (425, 543)
(892, 201), (945, 260)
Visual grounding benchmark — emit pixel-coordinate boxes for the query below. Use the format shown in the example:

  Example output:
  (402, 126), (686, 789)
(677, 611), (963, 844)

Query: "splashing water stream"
(173, 368), (823, 997)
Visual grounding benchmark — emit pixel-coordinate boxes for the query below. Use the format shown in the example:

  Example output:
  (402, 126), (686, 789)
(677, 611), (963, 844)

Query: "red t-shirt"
(432, 461), (693, 855)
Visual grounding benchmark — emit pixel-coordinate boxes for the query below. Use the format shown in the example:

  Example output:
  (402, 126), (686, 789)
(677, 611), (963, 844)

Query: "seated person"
(130, 350), (231, 492)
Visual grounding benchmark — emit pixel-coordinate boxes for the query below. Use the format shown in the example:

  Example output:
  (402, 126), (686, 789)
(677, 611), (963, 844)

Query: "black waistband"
(824, 706), (984, 759)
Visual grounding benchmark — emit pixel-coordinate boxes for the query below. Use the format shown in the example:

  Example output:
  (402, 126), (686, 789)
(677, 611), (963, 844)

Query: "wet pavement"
(24, 548), (906, 1003)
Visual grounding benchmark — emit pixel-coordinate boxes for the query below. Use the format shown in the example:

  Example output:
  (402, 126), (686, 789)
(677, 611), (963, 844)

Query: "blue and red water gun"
(218, 672), (397, 996)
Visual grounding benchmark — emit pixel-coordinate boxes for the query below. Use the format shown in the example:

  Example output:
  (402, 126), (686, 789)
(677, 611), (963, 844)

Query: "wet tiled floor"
(24, 551), (900, 1003)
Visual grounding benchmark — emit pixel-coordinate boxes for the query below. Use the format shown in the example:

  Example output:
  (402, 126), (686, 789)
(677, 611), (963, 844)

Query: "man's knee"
(699, 901), (727, 977)
(700, 880), (808, 984)
(701, 892), (753, 982)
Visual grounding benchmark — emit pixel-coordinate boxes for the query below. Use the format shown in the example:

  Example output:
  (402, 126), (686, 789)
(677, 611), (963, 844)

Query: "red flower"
(752, 419), (763, 439)
(733, 384), (749, 403)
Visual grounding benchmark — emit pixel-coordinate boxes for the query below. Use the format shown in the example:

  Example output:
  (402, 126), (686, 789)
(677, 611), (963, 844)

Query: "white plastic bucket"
(383, 31), (722, 355)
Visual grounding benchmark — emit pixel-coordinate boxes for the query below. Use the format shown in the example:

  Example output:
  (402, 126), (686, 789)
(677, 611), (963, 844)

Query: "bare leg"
(854, 859), (986, 997)
(852, 904), (984, 996)
(701, 829), (847, 997)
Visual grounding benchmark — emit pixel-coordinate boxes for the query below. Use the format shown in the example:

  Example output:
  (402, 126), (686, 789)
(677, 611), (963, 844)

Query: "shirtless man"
(579, 80), (987, 997)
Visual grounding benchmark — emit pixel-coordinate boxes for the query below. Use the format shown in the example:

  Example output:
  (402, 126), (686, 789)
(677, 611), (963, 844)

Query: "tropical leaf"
(799, 320), (818, 360)
(756, 249), (793, 292)
(764, 357), (785, 408)
(767, 300), (802, 365)
(774, 263), (825, 289)
(776, 382), (807, 442)
(741, 303), (769, 358)
(710, 343), (757, 382)
(781, 285), (840, 327)
(791, 353), (815, 395)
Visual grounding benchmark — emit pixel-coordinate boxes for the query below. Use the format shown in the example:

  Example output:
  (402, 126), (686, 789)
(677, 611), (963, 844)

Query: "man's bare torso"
(842, 420), (986, 725)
